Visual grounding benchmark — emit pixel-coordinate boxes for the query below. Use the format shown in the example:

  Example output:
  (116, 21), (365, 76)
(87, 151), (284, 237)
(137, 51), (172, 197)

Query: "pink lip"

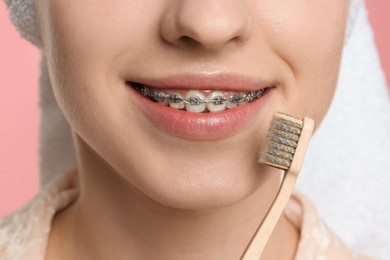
(125, 73), (275, 141)
(127, 73), (274, 91)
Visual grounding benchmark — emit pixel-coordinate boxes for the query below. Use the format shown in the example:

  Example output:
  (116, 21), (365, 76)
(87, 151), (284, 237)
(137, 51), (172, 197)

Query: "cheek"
(262, 1), (349, 68)
(258, 0), (349, 127)
(41, 1), (153, 130)
(39, 1), (169, 173)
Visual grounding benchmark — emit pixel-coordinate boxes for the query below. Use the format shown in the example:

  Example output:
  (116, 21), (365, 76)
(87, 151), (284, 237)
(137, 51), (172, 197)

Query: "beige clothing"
(0, 170), (372, 260)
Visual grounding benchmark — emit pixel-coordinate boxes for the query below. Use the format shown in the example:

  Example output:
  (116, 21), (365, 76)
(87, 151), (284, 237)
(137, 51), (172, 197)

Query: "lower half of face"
(37, 0), (349, 209)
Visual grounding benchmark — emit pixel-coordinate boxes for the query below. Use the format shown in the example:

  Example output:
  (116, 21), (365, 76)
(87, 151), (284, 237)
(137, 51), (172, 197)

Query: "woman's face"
(36, 0), (349, 209)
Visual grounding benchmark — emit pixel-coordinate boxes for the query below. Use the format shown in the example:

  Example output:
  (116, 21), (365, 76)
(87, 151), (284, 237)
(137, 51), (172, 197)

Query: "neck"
(46, 137), (299, 260)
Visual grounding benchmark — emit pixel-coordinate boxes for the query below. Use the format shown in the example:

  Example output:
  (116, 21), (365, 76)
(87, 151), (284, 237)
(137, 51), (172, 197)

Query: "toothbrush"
(240, 112), (315, 260)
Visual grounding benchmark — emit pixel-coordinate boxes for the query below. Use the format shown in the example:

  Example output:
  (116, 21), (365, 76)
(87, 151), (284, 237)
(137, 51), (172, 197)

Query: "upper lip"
(127, 73), (275, 92)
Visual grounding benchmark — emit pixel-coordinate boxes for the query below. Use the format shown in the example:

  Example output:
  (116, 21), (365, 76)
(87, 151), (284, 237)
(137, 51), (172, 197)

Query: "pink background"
(1, 1), (389, 216)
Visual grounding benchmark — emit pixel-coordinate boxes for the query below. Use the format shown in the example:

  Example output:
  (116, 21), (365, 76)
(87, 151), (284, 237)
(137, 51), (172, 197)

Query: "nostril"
(175, 35), (200, 48)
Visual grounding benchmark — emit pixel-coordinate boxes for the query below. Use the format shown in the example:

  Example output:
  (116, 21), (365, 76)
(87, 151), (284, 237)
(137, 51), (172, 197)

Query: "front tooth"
(207, 91), (227, 112)
(185, 90), (207, 113)
(169, 93), (185, 109)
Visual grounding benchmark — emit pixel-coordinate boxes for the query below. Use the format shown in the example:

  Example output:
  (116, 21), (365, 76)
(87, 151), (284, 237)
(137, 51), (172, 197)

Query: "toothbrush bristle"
(259, 112), (304, 170)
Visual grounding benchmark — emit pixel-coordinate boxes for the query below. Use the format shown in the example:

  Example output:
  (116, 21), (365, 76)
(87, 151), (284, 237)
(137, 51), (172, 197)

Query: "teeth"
(154, 90), (169, 106)
(169, 93), (185, 110)
(185, 90), (207, 113)
(238, 92), (248, 106)
(159, 100), (169, 106)
(226, 101), (237, 109)
(130, 82), (267, 113)
(227, 94), (240, 109)
(207, 91), (227, 112)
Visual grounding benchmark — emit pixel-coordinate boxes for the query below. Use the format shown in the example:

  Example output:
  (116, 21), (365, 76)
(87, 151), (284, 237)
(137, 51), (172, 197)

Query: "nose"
(159, 0), (252, 50)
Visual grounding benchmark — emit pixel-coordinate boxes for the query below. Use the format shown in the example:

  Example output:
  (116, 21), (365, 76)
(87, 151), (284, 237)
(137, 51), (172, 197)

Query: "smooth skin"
(35, 0), (349, 259)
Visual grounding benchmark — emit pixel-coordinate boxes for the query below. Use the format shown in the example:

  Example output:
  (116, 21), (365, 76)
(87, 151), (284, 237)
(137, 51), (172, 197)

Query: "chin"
(143, 180), (255, 210)
(124, 160), (267, 211)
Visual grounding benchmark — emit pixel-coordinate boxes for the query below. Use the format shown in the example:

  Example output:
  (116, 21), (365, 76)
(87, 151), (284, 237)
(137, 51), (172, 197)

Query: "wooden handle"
(240, 117), (314, 260)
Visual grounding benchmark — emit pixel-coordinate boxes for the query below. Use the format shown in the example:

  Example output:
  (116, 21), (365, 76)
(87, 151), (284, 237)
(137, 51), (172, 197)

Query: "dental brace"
(133, 85), (266, 105)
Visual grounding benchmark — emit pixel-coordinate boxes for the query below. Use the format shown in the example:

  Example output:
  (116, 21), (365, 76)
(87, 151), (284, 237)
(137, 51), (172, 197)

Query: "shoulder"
(0, 170), (79, 260)
(285, 190), (375, 260)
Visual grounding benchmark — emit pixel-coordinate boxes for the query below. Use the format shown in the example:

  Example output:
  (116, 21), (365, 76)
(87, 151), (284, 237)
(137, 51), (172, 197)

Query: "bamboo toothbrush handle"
(240, 169), (297, 260)
(240, 117), (314, 260)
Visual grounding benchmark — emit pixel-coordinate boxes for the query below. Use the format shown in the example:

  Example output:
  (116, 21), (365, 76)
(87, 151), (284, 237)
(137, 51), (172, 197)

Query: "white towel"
(297, 4), (390, 258)
(4, 0), (389, 259)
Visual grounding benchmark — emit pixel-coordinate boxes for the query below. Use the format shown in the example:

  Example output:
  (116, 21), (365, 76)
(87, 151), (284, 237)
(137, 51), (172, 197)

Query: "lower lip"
(126, 82), (273, 141)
